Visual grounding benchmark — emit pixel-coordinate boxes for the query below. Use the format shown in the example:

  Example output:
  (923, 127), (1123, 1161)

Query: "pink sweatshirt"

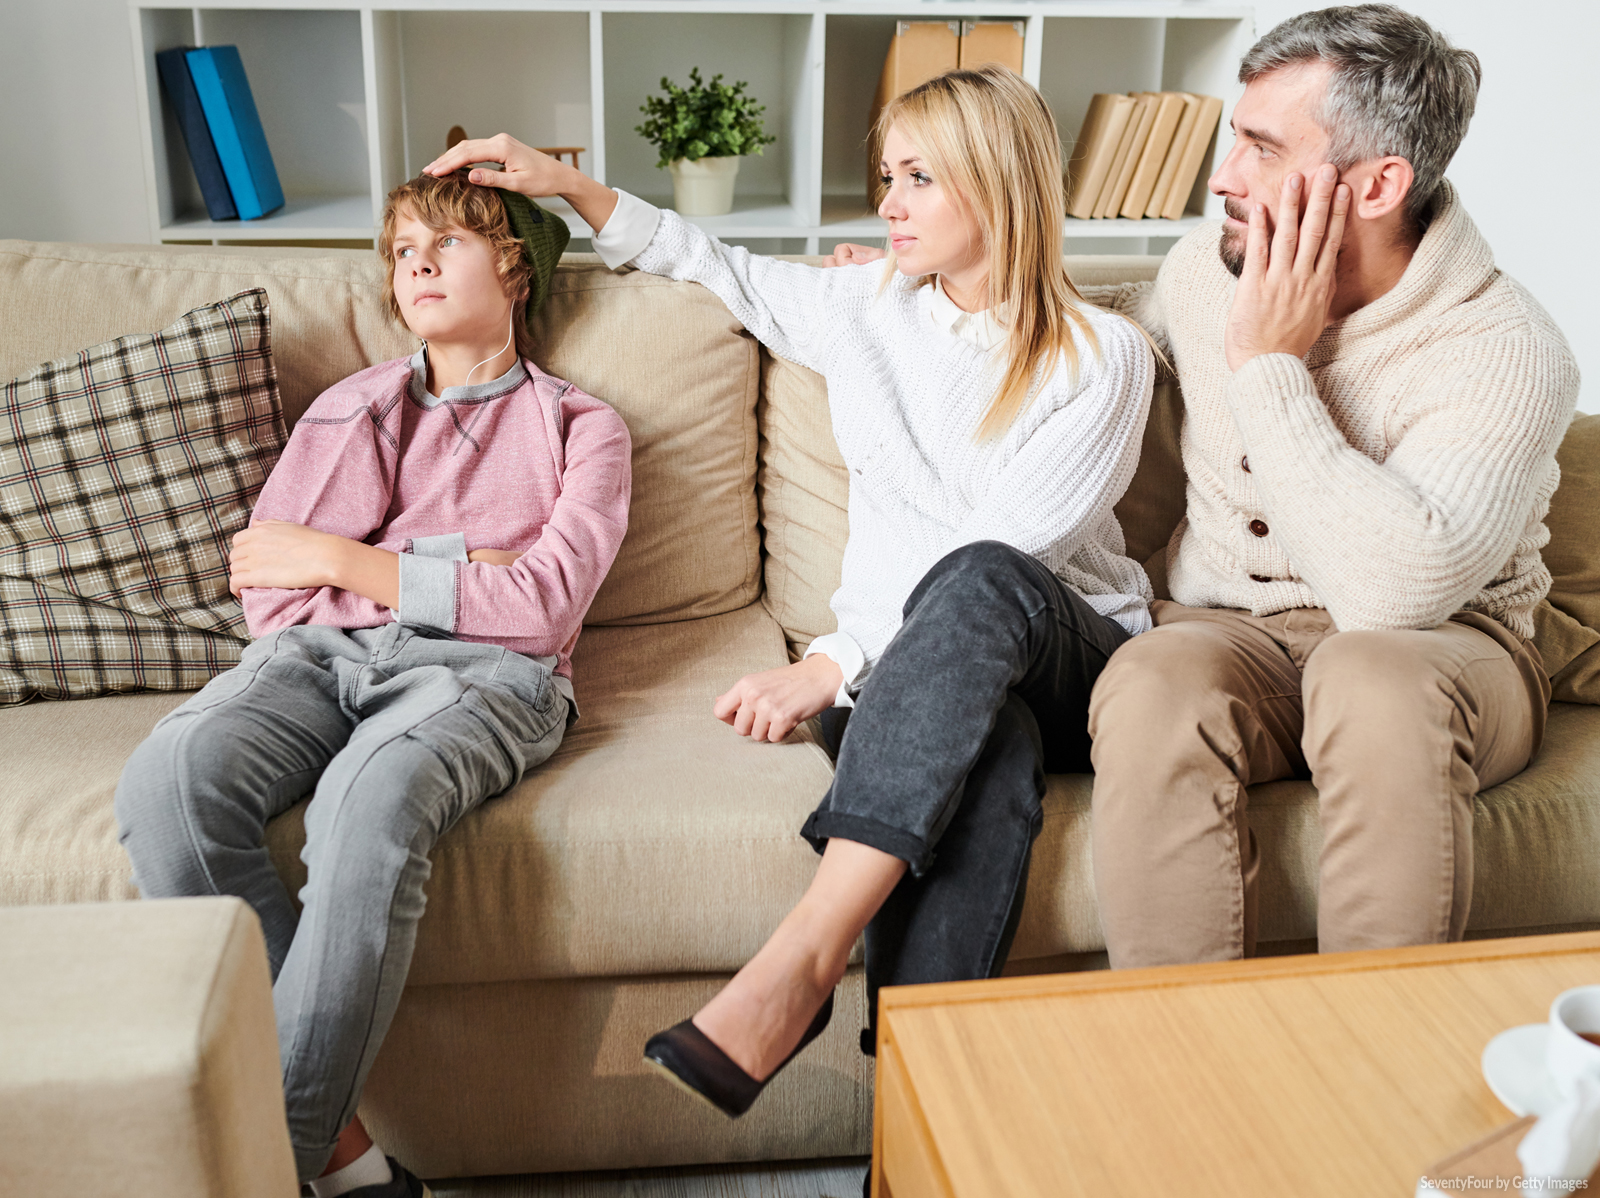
(242, 350), (632, 688)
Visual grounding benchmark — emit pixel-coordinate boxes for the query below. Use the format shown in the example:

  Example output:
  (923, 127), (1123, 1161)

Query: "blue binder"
(155, 47), (237, 221)
(185, 46), (285, 220)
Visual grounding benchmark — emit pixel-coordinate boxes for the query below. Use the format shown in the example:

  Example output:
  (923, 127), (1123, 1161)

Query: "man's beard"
(1218, 198), (1250, 278)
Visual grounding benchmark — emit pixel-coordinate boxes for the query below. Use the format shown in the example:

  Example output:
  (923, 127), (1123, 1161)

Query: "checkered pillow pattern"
(0, 288), (286, 704)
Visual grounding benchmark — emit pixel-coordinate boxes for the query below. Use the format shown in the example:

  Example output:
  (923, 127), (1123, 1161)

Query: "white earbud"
(465, 311), (515, 388)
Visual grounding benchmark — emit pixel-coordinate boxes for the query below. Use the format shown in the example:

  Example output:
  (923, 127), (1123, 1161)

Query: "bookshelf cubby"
(130, 1), (1255, 254)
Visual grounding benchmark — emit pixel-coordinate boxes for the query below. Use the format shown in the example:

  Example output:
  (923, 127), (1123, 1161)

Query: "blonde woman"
(429, 65), (1154, 1117)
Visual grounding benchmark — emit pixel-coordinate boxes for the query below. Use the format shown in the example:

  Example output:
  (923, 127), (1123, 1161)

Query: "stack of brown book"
(866, 21), (1026, 195)
(1064, 92), (1224, 221)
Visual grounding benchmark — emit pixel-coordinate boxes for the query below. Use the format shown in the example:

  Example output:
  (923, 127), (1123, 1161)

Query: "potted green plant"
(636, 68), (776, 217)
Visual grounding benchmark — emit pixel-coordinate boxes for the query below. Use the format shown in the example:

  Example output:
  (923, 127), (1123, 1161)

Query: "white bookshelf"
(129, 1), (1254, 253)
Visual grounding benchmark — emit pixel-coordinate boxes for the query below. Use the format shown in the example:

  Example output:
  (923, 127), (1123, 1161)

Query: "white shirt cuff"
(591, 188), (661, 271)
(804, 632), (866, 709)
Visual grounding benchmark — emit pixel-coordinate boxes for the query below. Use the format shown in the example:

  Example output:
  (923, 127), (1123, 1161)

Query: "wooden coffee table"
(871, 932), (1600, 1197)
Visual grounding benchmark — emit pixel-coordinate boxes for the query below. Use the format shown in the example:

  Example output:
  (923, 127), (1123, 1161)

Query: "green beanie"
(497, 189), (570, 327)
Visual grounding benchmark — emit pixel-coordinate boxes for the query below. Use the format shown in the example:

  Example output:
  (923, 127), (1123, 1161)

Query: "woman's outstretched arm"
(427, 134), (847, 376)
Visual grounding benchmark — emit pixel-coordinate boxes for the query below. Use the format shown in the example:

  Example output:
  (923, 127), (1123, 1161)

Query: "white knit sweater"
(595, 191), (1156, 692)
(1088, 182), (1579, 638)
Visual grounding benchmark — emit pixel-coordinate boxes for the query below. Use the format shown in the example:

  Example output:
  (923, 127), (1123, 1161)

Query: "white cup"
(1547, 985), (1600, 1097)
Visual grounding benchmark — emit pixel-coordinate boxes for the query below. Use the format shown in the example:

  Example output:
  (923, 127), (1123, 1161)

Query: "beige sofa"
(1, 240), (1596, 1180)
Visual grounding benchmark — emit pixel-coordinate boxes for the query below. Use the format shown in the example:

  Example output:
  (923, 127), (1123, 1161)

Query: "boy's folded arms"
(236, 352), (630, 677)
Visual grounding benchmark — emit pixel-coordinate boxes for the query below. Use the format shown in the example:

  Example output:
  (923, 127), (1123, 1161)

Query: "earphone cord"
(464, 310), (515, 388)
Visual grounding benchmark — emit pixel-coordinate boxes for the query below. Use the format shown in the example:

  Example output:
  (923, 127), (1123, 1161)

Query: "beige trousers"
(1087, 601), (1550, 967)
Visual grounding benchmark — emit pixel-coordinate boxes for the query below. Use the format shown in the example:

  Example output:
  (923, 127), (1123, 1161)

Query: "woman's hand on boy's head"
(425, 132), (620, 236)
(424, 134), (566, 198)
(713, 656), (844, 744)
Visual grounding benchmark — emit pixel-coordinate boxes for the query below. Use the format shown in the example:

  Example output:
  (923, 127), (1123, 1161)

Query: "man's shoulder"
(1452, 268), (1578, 359)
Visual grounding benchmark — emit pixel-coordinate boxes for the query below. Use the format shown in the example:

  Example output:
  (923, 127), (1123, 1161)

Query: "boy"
(115, 173), (632, 1197)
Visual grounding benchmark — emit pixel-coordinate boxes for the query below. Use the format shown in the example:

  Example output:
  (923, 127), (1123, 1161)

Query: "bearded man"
(1083, 3), (1579, 964)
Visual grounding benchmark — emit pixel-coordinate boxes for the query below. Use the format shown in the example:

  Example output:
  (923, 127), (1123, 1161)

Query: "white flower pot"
(669, 155), (740, 216)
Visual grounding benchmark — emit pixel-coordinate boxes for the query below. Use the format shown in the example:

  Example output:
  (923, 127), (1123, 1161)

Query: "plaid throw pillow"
(0, 288), (285, 704)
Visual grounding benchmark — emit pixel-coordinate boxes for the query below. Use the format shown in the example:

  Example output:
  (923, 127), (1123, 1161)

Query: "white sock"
(310, 1144), (392, 1198)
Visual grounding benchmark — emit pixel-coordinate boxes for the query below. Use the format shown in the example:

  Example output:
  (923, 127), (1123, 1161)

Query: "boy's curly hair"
(380, 171), (536, 360)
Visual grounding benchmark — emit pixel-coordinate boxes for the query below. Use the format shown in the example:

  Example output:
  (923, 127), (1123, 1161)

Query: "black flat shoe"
(643, 993), (835, 1117)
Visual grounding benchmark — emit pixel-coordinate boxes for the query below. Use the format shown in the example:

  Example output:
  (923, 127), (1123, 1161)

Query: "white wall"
(0, 0), (1593, 412)
(0, 0), (150, 244)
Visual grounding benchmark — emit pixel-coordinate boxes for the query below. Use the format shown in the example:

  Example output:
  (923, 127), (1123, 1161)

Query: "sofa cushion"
(532, 262), (761, 625)
(0, 243), (763, 628)
(0, 602), (837, 984)
(1111, 365), (1186, 594)
(1533, 414), (1600, 703)
(755, 256), (1172, 654)
(757, 351), (847, 660)
(0, 289), (284, 704)
(10, 669), (1594, 976)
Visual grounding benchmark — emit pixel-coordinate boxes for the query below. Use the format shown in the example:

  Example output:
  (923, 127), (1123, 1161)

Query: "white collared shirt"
(926, 276), (1009, 353)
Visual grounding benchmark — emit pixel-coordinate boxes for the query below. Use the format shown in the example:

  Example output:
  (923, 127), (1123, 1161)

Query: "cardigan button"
(1249, 519), (1269, 537)
(1249, 573), (1272, 582)
(1241, 455), (1251, 473)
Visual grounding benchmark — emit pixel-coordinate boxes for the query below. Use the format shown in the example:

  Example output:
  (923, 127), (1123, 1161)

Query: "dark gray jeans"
(800, 541), (1131, 1043)
(114, 623), (568, 1181)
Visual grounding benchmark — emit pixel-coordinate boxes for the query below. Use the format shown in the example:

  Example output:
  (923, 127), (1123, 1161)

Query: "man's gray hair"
(1240, 4), (1481, 225)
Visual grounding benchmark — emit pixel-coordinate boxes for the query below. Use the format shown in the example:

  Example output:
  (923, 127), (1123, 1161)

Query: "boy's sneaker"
(342, 1156), (432, 1198)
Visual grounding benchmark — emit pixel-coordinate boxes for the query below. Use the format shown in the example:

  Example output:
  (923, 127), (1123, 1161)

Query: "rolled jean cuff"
(800, 809), (934, 877)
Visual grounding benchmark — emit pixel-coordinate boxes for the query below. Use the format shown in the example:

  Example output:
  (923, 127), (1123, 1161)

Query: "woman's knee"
(905, 540), (1038, 617)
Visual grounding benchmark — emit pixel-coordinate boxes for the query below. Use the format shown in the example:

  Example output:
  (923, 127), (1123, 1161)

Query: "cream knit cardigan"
(1089, 183), (1579, 638)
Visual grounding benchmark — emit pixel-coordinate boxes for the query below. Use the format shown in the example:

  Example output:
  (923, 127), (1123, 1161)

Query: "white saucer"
(1482, 1023), (1563, 1117)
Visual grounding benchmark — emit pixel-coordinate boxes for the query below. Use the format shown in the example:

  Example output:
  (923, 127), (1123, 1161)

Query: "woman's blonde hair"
(874, 65), (1098, 441)
(379, 171), (535, 359)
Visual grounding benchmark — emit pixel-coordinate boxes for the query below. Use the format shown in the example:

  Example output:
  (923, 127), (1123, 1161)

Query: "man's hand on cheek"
(1224, 165), (1350, 372)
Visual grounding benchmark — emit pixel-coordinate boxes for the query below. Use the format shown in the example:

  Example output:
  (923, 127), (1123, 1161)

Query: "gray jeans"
(114, 623), (568, 1180)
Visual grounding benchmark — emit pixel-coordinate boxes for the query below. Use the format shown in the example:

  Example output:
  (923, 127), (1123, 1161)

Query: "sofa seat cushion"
(392, 603), (835, 985)
(1010, 700), (1600, 961)
(6, 630), (1593, 978)
(0, 603), (836, 985)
